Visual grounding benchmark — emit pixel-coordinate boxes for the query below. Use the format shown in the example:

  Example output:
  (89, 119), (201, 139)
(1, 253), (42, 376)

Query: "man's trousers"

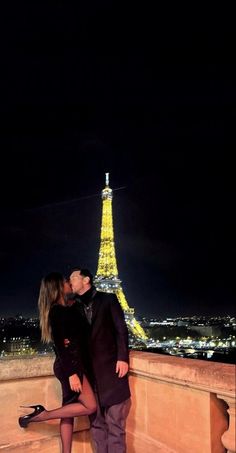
(89, 396), (131, 453)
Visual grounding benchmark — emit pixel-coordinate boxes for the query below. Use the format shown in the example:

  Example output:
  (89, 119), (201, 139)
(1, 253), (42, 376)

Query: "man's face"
(70, 271), (86, 294)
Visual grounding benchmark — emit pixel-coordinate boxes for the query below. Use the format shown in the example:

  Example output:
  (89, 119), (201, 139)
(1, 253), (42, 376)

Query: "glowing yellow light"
(95, 176), (148, 341)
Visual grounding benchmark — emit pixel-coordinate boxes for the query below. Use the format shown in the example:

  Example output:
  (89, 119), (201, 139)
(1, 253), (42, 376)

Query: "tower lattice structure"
(94, 173), (148, 341)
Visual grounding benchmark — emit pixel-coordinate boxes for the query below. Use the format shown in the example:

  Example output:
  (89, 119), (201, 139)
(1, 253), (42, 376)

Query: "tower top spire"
(102, 172), (112, 199)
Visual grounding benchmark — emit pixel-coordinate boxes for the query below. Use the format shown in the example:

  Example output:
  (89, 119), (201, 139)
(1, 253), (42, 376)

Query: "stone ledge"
(0, 433), (60, 451)
(0, 429), (92, 453)
(1, 352), (235, 397)
(129, 351), (236, 395)
(127, 431), (177, 453)
(0, 355), (54, 380)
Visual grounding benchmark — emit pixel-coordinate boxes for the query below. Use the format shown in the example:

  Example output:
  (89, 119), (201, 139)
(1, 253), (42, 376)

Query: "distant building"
(190, 326), (222, 337)
(3, 336), (32, 354)
(177, 320), (189, 327)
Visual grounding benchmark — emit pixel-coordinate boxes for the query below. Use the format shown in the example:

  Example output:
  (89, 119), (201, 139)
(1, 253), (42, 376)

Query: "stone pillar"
(217, 395), (236, 453)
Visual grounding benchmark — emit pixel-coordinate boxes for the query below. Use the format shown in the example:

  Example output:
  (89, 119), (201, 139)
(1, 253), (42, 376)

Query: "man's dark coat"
(75, 289), (131, 407)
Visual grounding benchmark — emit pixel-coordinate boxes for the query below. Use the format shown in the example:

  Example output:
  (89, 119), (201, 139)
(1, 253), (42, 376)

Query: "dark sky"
(0, 4), (235, 317)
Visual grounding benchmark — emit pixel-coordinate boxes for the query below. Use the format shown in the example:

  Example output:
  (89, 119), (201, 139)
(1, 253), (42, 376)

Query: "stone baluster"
(217, 395), (236, 453)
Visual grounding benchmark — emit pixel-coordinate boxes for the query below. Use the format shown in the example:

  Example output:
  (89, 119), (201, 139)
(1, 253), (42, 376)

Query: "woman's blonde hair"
(38, 272), (64, 343)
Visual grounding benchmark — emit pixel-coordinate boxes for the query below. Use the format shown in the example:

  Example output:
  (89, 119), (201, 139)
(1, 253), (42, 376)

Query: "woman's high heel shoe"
(18, 405), (45, 428)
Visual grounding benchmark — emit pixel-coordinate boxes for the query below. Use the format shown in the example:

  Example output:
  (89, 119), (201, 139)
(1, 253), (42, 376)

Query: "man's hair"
(71, 267), (93, 285)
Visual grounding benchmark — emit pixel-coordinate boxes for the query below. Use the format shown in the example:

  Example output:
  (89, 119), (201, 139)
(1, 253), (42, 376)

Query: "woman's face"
(63, 280), (72, 295)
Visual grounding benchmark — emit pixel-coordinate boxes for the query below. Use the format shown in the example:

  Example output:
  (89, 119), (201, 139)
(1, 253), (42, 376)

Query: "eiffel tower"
(94, 173), (148, 341)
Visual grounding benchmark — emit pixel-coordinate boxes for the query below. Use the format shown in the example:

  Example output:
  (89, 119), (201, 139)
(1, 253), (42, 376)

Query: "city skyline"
(1, 313), (235, 365)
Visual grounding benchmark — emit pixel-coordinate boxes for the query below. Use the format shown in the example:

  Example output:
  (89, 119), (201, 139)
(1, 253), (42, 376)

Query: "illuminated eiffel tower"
(94, 173), (148, 341)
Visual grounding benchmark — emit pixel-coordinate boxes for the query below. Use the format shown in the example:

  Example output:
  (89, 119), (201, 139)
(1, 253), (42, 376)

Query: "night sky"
(0, 5), (235, 318)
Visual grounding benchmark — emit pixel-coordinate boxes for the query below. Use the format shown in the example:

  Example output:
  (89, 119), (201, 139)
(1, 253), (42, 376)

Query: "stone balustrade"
(128, 351), (235, 453)
(0, 351), (235, 453)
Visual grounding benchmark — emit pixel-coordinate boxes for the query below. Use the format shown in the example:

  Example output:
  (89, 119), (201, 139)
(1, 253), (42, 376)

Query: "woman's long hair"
(38, 272), (64, 343)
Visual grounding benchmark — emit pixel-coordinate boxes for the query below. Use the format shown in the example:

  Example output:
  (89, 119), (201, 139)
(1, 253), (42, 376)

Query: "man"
(70, 268), (131, 453)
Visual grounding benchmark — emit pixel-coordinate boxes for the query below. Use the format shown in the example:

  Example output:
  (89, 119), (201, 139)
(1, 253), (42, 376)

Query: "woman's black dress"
(49, 304), (85, 405)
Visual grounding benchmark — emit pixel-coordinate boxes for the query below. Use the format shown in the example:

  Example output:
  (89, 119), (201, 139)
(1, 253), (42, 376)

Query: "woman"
(18, 272), (96, 453)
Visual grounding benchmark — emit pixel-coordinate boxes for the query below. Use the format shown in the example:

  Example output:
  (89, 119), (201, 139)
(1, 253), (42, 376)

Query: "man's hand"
(69, 374), (82, 392)
(116, 360), (129, 378)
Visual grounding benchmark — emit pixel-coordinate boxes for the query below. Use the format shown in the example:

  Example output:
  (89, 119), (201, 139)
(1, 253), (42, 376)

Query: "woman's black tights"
(60, 417), (74, 453)
(27, 375), (96, 453)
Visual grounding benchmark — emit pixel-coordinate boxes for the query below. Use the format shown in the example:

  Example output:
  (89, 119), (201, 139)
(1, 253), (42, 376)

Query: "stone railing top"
(0, 354), (54, 380)
(0, 351), (235, 397)
(129, 351), (236, 396)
